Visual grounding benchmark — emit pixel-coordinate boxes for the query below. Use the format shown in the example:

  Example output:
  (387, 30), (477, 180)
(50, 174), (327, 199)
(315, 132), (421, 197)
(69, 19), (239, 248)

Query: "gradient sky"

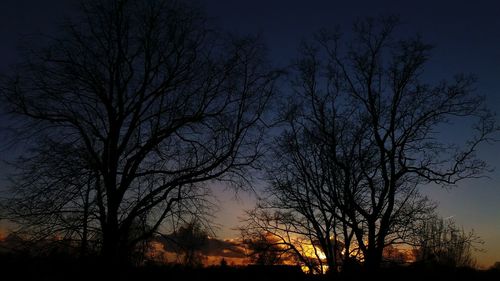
(1, 0), (499, 268)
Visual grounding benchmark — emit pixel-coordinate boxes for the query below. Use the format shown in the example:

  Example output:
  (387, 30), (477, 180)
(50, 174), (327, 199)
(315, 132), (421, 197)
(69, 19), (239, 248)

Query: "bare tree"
(412, 215), (482, 268)
(3, 141), (99, 258)
(241, 208), (340, 274)
(170, 220), (208, 267)
(314, 16), (495, 270)
(491, 262), (500, 271)
(0, 0), (280, 265)
(248, 15), (496, 273)
(241, 230), (287, 266)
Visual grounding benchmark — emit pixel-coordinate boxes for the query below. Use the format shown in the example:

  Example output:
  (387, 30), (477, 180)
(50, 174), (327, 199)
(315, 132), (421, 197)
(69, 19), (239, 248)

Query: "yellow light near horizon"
(300, 264), (329, 274)
(301, 243), (327, 260)
(316, 249), (326, 260)
(298, 243), (329, 274)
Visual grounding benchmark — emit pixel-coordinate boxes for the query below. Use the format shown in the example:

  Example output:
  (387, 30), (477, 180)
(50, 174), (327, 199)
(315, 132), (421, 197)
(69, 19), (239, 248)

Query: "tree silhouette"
(241, 231), (286, 266)
(170, 220), (208, 267)
(313, 17), (495, 270)
(0, 0), (280, 266)
(240, 209), (342, 274)
(412, 215), (482, 268)
(1, 142), (98, 258)
(491, 262), (500, 271)
(248, 16), (496, 273)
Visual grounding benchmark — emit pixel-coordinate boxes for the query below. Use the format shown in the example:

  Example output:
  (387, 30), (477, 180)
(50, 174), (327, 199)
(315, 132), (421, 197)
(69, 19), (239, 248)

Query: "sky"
(0, 0), (499, 268)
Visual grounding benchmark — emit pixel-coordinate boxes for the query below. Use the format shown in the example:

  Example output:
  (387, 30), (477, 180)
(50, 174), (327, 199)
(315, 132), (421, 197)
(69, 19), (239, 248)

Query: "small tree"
(413, 216), (482, 268)
(491, 262), (500, 271)
(240, 209), (339, 274)
(242, 231), (285, 266)
(171, 220), (208, 267)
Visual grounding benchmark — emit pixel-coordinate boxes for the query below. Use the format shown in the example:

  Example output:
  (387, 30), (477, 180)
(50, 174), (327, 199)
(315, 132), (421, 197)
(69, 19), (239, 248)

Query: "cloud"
(153, 235), (247, 258)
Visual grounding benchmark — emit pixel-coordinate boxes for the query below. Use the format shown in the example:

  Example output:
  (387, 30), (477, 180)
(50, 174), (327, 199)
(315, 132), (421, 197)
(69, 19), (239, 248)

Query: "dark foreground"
(1, 255), (499, 281)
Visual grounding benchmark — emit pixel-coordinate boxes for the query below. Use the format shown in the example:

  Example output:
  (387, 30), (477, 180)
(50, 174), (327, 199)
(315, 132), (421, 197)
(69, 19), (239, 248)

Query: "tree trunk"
(364, 219), (383, 271)
(102, 225), (119, 263)
(364, 247), (383, 272)
(80, 178), (91, 258)
(101, 201), (128, 268)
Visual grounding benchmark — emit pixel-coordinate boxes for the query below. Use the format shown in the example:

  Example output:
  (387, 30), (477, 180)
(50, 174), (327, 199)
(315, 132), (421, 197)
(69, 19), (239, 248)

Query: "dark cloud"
(154, 235), (246, 258)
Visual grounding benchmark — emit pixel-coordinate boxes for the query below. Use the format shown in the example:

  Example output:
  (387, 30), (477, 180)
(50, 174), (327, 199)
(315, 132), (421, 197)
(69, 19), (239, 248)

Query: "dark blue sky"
(1, 0), (499, 267)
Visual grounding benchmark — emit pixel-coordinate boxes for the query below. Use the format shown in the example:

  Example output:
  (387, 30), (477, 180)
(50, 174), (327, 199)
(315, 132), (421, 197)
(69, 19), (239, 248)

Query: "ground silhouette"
(1, 251), (500, 281)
